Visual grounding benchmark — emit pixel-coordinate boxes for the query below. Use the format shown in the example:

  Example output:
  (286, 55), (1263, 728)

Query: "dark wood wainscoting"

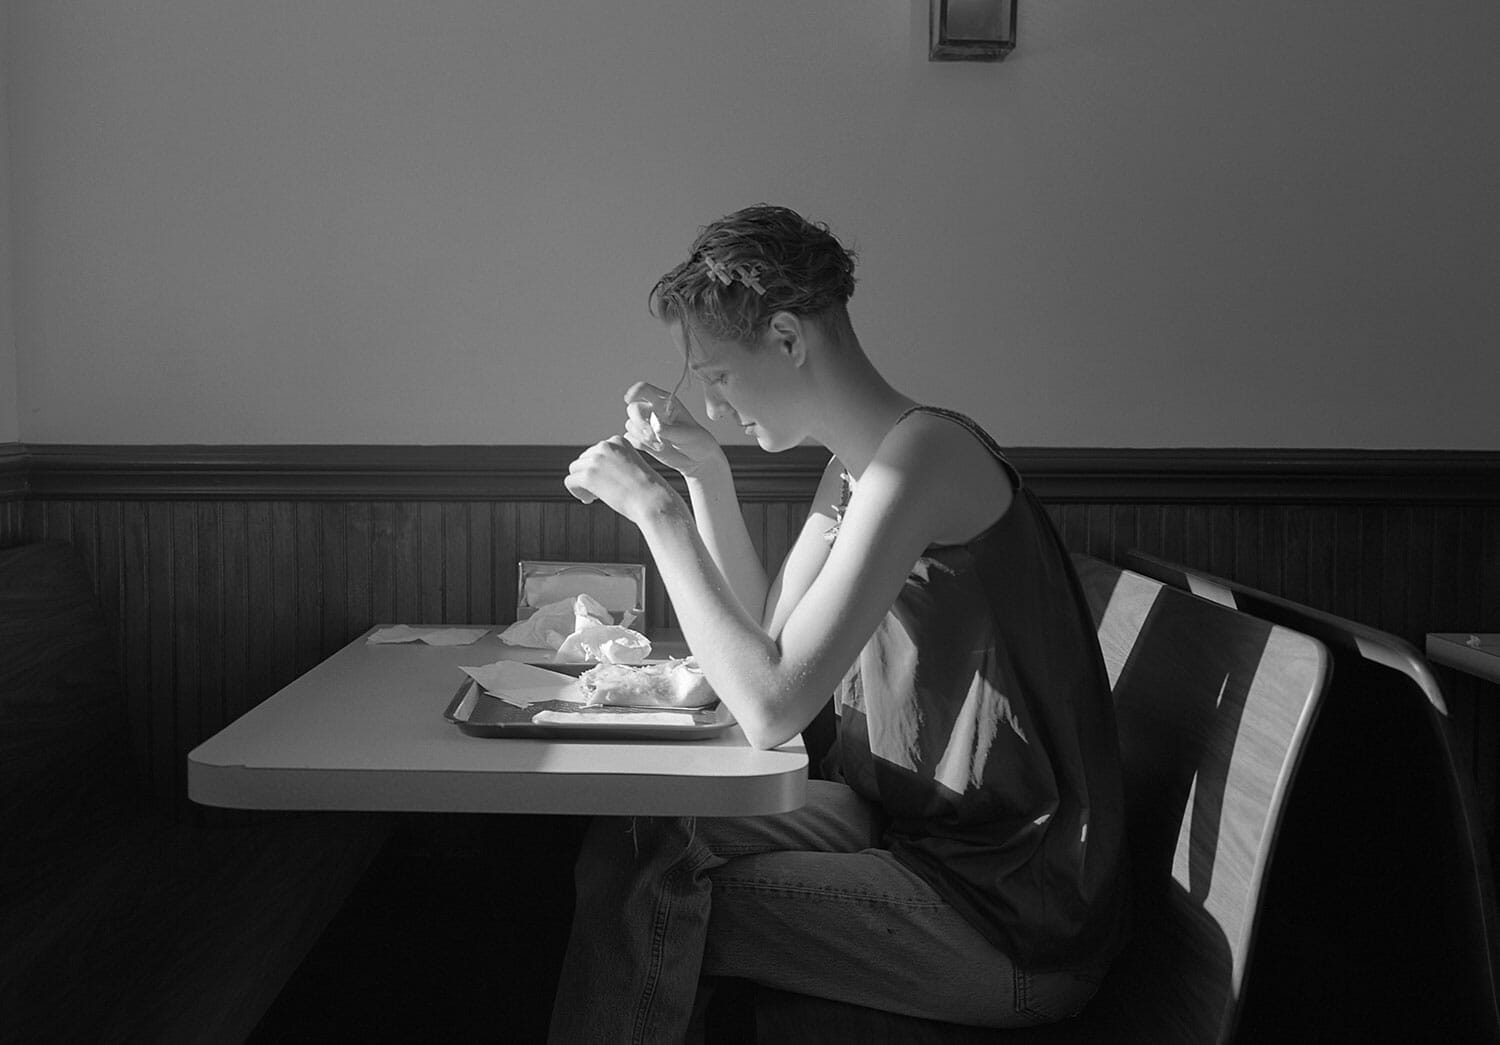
(1, 443), (25, 545)
(3, 443), (1498, 834)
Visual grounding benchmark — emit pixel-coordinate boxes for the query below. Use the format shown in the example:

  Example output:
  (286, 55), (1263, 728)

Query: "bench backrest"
(1121, 549), (1500, 1041)
(747, 556), (1332, 1044)
(1064, 554), (1329, 1044)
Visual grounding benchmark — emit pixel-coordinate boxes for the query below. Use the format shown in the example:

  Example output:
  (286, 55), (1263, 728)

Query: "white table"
(1426, 633), (1500, 686)
(188, 628), (807, 817)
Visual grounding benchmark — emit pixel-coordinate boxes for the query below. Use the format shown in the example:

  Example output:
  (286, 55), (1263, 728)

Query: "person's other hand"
(622, 381), (726, 479)
(564, 436), (680, 523)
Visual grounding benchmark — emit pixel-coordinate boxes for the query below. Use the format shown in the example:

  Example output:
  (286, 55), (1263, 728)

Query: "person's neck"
(807, 357), (916, 480)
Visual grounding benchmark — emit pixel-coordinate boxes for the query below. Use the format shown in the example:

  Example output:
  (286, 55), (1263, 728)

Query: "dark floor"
(249, 814), (589, 1044)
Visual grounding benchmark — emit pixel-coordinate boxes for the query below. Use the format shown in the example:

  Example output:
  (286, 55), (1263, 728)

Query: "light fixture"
(929, 0), (1017, 62)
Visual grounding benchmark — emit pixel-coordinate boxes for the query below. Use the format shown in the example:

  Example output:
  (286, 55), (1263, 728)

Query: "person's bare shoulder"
(877, 412), (1013, 545)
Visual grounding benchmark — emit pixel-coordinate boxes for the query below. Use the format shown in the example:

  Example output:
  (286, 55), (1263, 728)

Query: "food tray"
(444, 679), (735, 741)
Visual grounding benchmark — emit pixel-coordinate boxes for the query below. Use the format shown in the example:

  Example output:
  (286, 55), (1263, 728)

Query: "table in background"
(1427, 633), (1500, 685)
(189, 628), (807, 816)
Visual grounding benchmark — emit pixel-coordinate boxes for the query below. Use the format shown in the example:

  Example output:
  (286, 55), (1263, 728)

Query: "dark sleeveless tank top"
(826, 406), (1130, 971)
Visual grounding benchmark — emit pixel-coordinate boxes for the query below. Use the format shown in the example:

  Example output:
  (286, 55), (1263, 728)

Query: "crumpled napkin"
(556, 621), (652, 663)
(497, 593), (608, 650)
(367, 625), (490, 646)
(498, 594), (651, 664)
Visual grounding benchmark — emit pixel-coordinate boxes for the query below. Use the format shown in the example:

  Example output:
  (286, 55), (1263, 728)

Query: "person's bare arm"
(762, 458), (844, 638)
(629, 417), (1012, 748)
(623, 381), (770, 620)
(682, 455), (769, 623)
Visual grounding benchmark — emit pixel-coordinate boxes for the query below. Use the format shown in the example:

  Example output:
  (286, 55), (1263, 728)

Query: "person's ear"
(766, 312), (807, 367)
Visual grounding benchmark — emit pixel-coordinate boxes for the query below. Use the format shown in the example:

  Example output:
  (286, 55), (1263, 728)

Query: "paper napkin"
(459, 660), (588, 708)
(367, 625), (490, 646)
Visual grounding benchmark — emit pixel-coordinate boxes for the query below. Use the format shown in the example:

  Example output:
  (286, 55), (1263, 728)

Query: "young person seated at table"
(554, 204), (1130, 1042)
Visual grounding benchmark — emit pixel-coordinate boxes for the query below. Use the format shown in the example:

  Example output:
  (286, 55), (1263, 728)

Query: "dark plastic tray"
(444, 679), (734, 741)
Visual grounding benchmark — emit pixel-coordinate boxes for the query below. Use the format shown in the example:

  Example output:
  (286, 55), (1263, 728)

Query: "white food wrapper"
(497, 593), (651, 664)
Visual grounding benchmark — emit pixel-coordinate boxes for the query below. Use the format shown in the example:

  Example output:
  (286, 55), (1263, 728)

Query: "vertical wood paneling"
(293, 503), (321, 676)
(493, 503), (517, 623)
(191, 503), (221, 745)
(515, 503), (544, 570)
(1135, 504), (1163, 562)
(1206, 505), (1235, 578)
(470, 503), (495, 625)
(415, 504), (441, 628)
(221, 504), (249, 729)
(8, 479), (1498, 830)
(1463, 507), (1490, 625)
(1329, 507), (1360, 622)
(168, 504), (198, 810)
(1154, 504), (1181, 564)
(345, 502), (373, 635)
(1258, 506), (1285, 596)
(244, 503), (274, 736)
(0, 499), (24, 546)
(540, 503), (567, 560)
(1404, 507), (1434, 645)
(319, 503), (348, 649)
(564, 503), (590, 566)
(440, 502), (467, 625)
(389, 503), (417, 625)
(1281, 506), (1309, 606)
(1088, 504), (1112, 559)
(96, 501), (126, 668)
(367, 503), (394, 626)
(268, 503), (298, 694)
(145, 503), (175, 805)
(1306, 507), (1335, 613)
(1483, 506), (1500, 625)
(1183, 502), (1210, 569)
(119, 503), (152, 791)
(1110, 505), (1138, 569)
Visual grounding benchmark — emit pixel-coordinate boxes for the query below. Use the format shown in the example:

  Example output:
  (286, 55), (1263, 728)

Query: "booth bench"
(0, 541), (390, 1044)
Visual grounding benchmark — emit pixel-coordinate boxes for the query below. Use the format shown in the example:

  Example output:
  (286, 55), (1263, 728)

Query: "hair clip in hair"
(701, 253), (767, 296)
(732, 264), (766, 295)
(703, 254), (735, 286)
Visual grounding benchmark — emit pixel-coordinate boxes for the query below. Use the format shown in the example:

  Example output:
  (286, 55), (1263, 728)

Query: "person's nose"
(703, 386), (732, 421)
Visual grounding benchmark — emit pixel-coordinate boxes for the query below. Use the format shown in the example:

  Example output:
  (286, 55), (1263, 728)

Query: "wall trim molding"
(0, 443), (29, 499)
(4, 442), (1500, 505)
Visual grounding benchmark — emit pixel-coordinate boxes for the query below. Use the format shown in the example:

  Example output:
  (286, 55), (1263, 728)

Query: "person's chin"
(753, 430), (793, 453)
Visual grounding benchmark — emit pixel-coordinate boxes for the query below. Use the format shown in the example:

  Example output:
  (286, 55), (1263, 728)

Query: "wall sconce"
(929, 0), (1017, 62)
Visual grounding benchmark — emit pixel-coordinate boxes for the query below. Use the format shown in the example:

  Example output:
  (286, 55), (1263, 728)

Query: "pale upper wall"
(5, 1), (1498, 448)
(0, 2), (18, 443)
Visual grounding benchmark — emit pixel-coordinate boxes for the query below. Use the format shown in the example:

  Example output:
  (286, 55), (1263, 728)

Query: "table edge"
(187, 758), (809, 817)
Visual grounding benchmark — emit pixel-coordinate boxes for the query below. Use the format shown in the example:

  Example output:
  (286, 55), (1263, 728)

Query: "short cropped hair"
(649, 204), (857, 347)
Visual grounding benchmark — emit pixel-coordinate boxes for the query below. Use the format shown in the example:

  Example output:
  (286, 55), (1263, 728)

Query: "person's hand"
(621, 381), (726, 479)
(564, 435), (681, 523)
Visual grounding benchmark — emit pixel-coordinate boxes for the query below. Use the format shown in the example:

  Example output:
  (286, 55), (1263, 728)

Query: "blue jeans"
(547, 781), (1105, 1043)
